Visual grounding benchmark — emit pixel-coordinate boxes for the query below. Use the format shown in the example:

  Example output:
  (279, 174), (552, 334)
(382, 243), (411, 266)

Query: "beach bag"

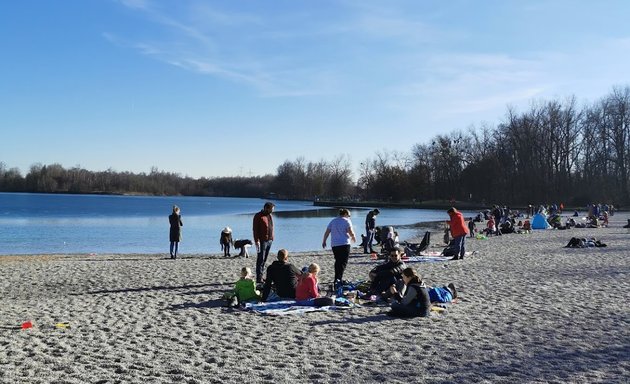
(441, 243), (458, 257)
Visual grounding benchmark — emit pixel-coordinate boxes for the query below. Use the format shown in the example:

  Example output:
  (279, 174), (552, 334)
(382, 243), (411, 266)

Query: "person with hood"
(253, 202), (275, 284)
(261, 249), (302, 302)
(220, 227), (234, 257)
(446, 207), (469, 260)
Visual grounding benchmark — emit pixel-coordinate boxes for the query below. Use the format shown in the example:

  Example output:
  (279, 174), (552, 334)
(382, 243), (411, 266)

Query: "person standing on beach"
(363, 208), (380, 254)
(169, 205), (183, 259)
(253, 202), (275, 284)
(322, 208), (356, 285)
(220, 227), (234, 257)
(446, 207), (469, 260)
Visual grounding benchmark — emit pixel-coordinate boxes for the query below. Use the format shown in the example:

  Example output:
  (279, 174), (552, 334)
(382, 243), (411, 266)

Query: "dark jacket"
(253, 210), (274, 243)
(369, 259), (406, 294)
(169, 214), (183, 242)
(365, 211), (377, 230)
(262, 260), (301, 301)
(394, 282), (431, 317)
(371, 259), (406, 280)
(220, 231), (233, 245)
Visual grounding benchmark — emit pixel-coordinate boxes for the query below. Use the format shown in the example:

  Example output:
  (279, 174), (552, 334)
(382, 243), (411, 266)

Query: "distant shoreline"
(315, 199), (490, 211)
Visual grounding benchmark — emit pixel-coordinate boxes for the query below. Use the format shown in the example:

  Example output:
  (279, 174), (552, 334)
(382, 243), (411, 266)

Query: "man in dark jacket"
(363, 208), (380, 254)
(368, 246), (406, 297)
(261, 249), (302, 301)
(253, 201), (275, 284)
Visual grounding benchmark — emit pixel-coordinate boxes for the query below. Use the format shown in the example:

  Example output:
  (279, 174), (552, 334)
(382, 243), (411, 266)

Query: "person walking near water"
(363, 208), (380, 254)
(322, 208), (356, 285)
(169, 205), (183, 259)
(253, 202), (275, 284)
(446, 207), (469, 260)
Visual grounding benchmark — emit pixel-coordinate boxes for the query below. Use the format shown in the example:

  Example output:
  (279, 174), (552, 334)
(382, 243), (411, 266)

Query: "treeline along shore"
(2, 85), (630, 207)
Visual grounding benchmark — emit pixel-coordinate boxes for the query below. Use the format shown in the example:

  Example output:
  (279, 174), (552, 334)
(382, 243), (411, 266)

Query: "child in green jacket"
(228, 267), (261, 307)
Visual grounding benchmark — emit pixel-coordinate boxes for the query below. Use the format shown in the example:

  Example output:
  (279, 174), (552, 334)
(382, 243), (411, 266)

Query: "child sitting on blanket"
(387, 267), (431, 318)
(227, 267), (261, 307)
(296, 263), (334, 307)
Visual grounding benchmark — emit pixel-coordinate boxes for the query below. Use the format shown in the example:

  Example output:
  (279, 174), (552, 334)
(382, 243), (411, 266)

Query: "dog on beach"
(234, 239), (253, 257)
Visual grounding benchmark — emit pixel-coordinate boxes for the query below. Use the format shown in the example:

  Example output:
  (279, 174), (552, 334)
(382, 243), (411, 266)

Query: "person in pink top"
(296, 263), (320, 300)
(296, 263), (334, 307)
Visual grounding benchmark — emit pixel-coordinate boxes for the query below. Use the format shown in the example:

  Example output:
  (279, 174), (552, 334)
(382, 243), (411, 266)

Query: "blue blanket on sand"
(245, 298), (355, 316)
(351, 251), (474, 265)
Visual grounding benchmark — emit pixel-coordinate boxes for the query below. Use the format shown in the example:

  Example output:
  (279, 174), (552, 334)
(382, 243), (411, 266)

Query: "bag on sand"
(441, 243), (459, 257)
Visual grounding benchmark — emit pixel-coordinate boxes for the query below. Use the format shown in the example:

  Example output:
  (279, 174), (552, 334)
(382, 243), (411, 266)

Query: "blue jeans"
(364, 228), (375, 253)
(451, 235), (466, 258)
(169, 242), (179, 258)
(256, 240), (272, 283)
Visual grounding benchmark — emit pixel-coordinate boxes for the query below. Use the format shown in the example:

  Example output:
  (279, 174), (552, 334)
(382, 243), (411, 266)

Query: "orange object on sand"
(21, 321), (33, 330)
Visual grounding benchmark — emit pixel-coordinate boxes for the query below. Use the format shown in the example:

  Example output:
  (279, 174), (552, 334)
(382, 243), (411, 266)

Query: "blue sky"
(2, 0), (630, 179)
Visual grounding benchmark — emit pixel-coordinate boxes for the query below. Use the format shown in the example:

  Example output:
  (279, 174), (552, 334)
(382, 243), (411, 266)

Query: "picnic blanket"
(409, 250), (475, 261)
(244, 298), (356, 316)
(350, 251), (474, 265)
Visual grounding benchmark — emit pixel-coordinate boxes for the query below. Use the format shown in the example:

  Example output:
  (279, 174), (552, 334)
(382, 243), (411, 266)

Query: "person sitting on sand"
(227, 267), (261, 307)
(484, 216), (496, 236)
(367, 246), (406, 298)
(586, 216), (599, 228)
(387, 267), (431, 318)
(380, 226), (398, 255)
(261, 249), (302, 302)
(295, 263), (334, 307)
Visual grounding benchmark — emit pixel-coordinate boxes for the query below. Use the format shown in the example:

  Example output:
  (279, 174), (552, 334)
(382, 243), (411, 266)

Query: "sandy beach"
(1, 217), (629, 383)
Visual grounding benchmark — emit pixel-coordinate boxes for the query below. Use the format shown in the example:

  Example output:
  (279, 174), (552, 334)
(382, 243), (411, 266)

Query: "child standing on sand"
(228, 267), (260, 307)
(467, 218), (476, 238)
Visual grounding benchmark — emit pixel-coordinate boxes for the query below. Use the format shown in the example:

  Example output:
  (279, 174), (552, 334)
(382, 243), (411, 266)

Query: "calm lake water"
(0, 193), (476, 255)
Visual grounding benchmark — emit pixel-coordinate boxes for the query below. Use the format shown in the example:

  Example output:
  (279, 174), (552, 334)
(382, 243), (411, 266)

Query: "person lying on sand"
(428, 283), (458, 304)
(261, 249), (302, 302)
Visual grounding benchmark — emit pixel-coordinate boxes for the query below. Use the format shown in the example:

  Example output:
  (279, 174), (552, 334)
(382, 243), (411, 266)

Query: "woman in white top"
(322, 208), (356, 284)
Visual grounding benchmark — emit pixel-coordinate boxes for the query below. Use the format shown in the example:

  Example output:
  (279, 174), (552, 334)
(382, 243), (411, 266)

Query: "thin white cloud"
(117, 0), (150, 11)
(110, 1), (335, 97)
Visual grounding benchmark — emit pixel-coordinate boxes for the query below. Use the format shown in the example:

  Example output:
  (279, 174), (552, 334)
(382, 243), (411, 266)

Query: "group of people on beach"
(214, 202), (459, 318)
